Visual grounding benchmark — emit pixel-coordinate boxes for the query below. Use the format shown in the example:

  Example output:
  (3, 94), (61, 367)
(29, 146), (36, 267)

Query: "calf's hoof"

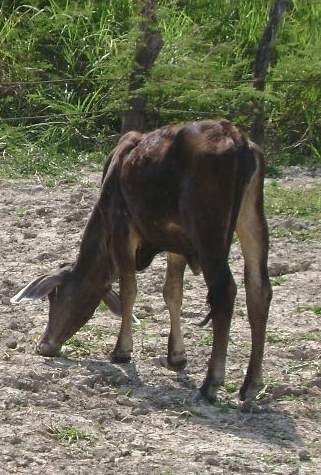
(167, 352), (187, 372)
(199, 379), (219, 404)
(239, 380), (263, 402)
(36, 341), (60, 357)
(240, 400), (262, 413)
(111, 352), (131, 364)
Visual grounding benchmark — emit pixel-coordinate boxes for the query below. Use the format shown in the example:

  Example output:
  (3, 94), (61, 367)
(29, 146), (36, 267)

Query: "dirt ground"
(0, 169), (320, 475)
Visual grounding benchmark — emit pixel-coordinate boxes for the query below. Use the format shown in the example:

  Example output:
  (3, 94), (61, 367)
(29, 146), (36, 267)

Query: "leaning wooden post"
(251, 0), (290, 146)
(121, 0), (163, 134)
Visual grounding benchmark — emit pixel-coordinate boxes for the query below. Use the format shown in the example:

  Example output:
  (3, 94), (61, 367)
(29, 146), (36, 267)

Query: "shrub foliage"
(0, 0), (320, 176)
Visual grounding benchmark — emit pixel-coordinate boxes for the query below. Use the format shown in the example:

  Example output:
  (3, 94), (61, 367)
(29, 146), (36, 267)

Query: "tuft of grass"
(297, 330), (321, 342)
(15, 206), (27, 217)
(62, 323), (117, 357)
(62, 336), (92, 357)
(198, 333), (212, 346)
(51, 425), (95, 444)
(224, 382), (238, 393)
(298, 305), (321, 316)
(270, 227), (321, 242)
(265, 184), (321, 221)
(96, 301), (109, 312)
(266, 332), (289, 344)
(271, 275), (288, 286)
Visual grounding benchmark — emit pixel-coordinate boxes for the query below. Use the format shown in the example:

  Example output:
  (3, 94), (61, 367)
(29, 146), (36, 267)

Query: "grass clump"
(298, 305), (321, 316)
(265, 183), (321, 221)
(198, 332), (212, 346)
(266, 332), (289, 344)
(224, 382), (238, 393)
(52, 425), (95, 444)
(270, 276), (288, 287)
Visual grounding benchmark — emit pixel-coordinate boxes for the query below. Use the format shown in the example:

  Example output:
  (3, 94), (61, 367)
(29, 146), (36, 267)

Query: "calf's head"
(10, 264), (121, 357)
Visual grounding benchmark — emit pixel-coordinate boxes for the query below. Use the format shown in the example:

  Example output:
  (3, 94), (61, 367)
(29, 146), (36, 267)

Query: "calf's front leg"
(111, 271), (137, 363)
(111, 225), (140, 363)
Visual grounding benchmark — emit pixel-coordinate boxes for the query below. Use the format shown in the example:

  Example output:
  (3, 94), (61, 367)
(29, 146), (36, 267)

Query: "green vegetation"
(266, 329), (321, 345)
(61, 323), (115, 357)
(53, 425), (95, 444)
(298, 305), (321, 316)
(266, 331), (289, 344)
(297, 330), (321, 342)
(270, 226), (321, 242)
(1, 1), (321, 179)
(224, 382), (238, 393)
(15, 206), (27, 217)
(265, 182), (321, 241)
(62, 336), (92, 357)
(198, 332), (212, 346)
(265, 183), (321, 220)
(270, 275), (288, 286)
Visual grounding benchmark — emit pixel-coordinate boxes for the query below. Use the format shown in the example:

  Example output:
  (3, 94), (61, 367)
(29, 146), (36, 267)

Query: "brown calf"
(11, 120), (272, 403)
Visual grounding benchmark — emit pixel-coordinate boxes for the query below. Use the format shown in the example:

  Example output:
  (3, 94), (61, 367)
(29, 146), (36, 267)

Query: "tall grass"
(0, 0), (136, 177)
(0, 0), (320, 179)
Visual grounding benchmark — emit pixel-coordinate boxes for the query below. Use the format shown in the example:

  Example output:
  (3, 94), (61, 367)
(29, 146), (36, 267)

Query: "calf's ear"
(102, 289), (121, 316)
(10, 269), (67, 304)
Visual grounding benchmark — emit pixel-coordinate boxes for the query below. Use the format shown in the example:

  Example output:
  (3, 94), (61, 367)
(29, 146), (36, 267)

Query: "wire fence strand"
(0, 76), (321, 88)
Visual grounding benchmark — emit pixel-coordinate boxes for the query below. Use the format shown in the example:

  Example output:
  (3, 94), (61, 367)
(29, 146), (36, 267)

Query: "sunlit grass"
(48, 424), (96, 444)
(265, 183), (321, 220)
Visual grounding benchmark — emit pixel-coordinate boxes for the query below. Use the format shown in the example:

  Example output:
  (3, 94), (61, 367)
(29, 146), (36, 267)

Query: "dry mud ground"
(0, 170), (320, 475)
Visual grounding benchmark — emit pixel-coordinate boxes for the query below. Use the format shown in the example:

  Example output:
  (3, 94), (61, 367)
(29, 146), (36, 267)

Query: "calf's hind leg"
(200, 258), (237, 403)
(236, 167), (272, 402)
(163, 253), (187, 370)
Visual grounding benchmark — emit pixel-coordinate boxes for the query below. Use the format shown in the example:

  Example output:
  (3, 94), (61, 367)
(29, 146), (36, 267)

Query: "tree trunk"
(251, 0), (290, 146)
(121, 0), (163, 134)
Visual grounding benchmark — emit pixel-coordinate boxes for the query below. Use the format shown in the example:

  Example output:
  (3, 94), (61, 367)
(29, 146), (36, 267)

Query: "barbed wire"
(0, 107), (225, 123)
(0, 75), (320, 88)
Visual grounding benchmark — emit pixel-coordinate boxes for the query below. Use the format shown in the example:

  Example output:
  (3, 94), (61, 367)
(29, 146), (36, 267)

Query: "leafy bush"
(0, 0), (320, 177)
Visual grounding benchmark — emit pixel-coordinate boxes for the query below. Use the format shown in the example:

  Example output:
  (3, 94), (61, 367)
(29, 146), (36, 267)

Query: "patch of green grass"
(81, 324), (116, 339)
(53, 425), (95, 444)
(198, 332), (212, 346)
(271, 275), (288, 286)
(134, 318), (149, 333)
(62, 336), (92, 357)
(270, 227), (321, 241)
(298, 305), (321, 316)
(303, 404), (321, 422)
(276, 394), (300, 402)
(266, 332), (289, 344)
(265, 183), (321, 221)
(62, 324), (117, 357)
(96, 301), (109, 312)
(15, 206), (27, 217)
(265, 164), (283, 178)
(297, 330), (321, 342)
(260, 453), (299, 467)
(224, 382), (238, 393)
(285, 362), (311, 374)
(0, 123), (107, 182)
